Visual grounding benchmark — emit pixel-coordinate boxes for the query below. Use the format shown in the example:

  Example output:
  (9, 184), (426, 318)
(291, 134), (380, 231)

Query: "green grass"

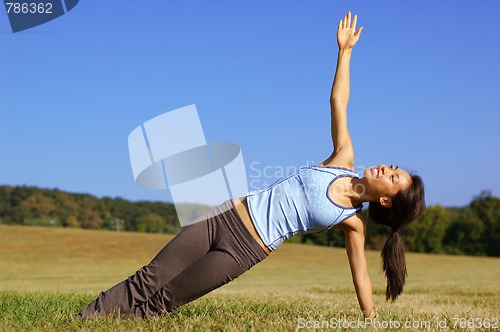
(0, 225), (499, 331)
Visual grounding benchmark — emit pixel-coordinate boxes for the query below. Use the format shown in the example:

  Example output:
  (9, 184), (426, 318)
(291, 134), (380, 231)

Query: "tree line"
(0, 186), (180, 234)
(0, 185), (498, 256)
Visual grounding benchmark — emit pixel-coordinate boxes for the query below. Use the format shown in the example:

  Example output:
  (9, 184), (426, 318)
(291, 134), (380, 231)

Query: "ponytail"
(381, 231), (407, 301)
(368, 174), (425, 302)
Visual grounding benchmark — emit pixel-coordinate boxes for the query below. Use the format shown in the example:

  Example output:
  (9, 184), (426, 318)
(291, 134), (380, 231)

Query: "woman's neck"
(347, 177), (377, 204)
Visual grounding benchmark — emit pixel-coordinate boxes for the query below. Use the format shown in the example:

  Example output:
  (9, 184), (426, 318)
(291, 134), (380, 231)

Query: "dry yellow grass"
(0, 225), (499, 331)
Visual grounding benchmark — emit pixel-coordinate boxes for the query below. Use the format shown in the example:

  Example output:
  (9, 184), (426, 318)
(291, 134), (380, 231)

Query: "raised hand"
(337, 12), (363, 50)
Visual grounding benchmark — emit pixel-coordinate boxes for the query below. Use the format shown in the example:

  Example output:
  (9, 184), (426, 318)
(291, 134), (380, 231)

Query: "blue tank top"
(246, 165), (363, 251)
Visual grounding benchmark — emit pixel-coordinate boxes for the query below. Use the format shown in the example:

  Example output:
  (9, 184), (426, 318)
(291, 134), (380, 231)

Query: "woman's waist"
(232, 198), (271, 254)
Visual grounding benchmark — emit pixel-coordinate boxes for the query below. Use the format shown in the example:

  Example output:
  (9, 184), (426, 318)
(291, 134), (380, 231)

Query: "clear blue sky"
(1, 1), (499, 207)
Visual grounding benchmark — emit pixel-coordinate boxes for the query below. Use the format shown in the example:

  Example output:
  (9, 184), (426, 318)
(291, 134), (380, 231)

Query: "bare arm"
(342, 213), (376, 318)
(321, 12), (363, 169)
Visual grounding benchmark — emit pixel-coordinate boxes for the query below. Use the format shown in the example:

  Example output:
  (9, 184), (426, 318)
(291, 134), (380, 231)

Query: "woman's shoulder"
(318, 153), (354, 171)
(337, 212), (367, 234)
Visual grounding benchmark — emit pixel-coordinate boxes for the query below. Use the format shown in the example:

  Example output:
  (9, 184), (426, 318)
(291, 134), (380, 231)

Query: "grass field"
(0, 225), (499, 331)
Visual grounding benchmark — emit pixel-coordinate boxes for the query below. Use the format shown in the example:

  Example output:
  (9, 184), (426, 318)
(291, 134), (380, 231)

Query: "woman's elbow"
(330, 96), (348, 110)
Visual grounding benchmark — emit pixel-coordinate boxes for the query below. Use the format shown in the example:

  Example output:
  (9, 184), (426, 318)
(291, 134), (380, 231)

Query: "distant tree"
(112, 198), (144, 231)
(443, 208), (485, 255)
(0, 187), (13, 212)
(20, 194), (57, 218)
(469, 191), (500, 256)
(300, 229), (344, 247)
(80, 210), (103, 229)
(1, 206), (29, 224)
(56, 192), (80, 222)
(9, 186), (32, 207)
(62, 215), (80, 228)
(366, 211), (391, 251)
(403, 205), (451, 253)
(136, 213), (165, 233)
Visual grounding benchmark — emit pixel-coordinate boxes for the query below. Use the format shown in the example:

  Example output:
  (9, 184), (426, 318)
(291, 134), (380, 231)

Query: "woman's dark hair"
(368, 174), (425, 302)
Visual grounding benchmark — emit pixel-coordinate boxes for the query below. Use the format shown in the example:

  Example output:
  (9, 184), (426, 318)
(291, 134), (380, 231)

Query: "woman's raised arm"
(321, 12), (363, 169)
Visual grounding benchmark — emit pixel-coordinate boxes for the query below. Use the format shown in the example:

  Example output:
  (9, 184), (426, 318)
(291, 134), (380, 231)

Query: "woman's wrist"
(363, 306), (377, 319)
(338, 48), (353, 55)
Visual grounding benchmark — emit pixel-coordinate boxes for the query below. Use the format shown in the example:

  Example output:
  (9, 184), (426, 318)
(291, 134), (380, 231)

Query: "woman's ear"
(379, 196), (393, 208)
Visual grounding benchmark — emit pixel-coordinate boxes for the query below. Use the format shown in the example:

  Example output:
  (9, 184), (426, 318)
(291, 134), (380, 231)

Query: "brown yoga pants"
(78, 200), (268, 318)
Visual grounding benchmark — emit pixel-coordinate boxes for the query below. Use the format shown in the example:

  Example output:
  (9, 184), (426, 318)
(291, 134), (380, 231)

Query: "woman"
(78, 12), (425, 319)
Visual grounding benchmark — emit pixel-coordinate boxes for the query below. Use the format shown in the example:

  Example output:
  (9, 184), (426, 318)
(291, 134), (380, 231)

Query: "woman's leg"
(133, 203), (268, 318)
(134, 248), (252, 318)
(78, 220), (212, 317)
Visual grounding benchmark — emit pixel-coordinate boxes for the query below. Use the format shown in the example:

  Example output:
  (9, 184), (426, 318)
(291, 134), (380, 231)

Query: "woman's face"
(363, 164), (412, 203)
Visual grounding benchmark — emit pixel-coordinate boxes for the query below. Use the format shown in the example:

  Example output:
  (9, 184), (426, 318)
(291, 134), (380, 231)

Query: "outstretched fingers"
(352, 13), (357, 31)
(337, 11), (363, 48)
(340, 11), (359, 30)
(355, 26), (364, 38)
